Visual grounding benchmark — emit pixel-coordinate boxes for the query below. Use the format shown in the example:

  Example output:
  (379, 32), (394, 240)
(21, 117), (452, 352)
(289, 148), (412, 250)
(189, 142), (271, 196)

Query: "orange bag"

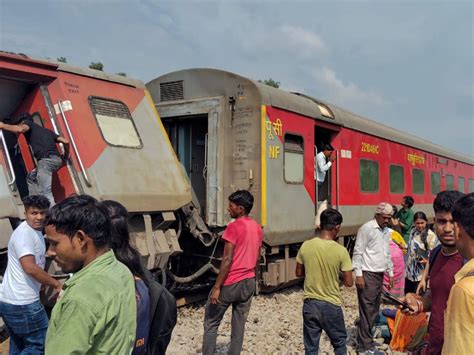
(389, 310), (429, 352)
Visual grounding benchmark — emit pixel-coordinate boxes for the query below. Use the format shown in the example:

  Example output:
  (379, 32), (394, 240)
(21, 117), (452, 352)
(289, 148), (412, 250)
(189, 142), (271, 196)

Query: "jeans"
(202, 278), (255, 355)
(27, 155), (62, 205)
(303, 299), (347, 355)
(0, 300), (49, 354)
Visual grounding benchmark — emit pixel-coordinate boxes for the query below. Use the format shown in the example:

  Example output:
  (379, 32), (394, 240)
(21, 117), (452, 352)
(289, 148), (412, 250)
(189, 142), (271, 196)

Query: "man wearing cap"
(353, 203), (394, 355)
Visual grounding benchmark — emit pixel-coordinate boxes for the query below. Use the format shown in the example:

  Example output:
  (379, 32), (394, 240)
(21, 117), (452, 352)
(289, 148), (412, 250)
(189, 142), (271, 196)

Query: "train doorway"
(163, 115), (208, 216)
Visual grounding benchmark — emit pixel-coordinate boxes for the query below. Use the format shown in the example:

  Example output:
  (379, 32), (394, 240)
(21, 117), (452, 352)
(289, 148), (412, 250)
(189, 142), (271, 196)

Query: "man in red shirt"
(202, 190), (263, 355)
(404, 190), (464, 355)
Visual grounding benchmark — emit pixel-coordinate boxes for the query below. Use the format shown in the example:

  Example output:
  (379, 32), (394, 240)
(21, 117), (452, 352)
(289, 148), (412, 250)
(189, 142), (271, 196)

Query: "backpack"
(144, 270), (177, 355)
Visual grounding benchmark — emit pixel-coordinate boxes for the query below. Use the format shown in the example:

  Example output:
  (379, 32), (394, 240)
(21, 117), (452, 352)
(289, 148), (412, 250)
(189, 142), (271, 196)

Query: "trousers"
(27, 155), (62, 205)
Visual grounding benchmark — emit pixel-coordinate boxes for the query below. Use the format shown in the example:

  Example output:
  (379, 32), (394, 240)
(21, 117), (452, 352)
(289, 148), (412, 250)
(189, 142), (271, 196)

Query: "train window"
(431, 172), (441, 195)
(446, 174), (454, 190)
(458, 177), (465, 193)
(283, 134), (304, 184)
(89, 97), (142, 148)
(412, 169), (424, 194)
(360, 159), (379, 192)
(389, 165), (404, 194)
(469, 179), (474, 193)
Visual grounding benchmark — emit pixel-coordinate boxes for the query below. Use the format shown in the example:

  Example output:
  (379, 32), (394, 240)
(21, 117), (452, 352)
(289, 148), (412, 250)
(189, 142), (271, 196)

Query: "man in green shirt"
(296, 209), (353, 355)
(44, 195), (136, 354)
(396, 196), (415, 243)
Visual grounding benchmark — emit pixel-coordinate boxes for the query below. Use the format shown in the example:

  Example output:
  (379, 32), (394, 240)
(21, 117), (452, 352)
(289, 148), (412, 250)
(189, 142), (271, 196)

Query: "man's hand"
(210, 287), (221, 305)
(416, 278), (427, 295)
(53, 279), (62, 295)
(355, 275), (365, 289)
(0, 122), (4, 129)
(400, 293), (421, 315)
(389, 276), (394, 290)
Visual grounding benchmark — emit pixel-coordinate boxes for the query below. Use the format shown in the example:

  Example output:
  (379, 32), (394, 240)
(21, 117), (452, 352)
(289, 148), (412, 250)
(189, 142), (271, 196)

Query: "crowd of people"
(0, 182), (472, 355)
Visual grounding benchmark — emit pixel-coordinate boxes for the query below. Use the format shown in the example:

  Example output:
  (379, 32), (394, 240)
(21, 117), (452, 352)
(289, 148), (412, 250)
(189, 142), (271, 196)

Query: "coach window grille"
(360, 159), (379, 193)
(431, 172), (441, 195)
(389, 165), (404, 194)
(283, 133), (304, 184)
(458, 177), (465, 193)
(412, 168), (425, 195)
(446, 174), (454, 191)
(469, 179), (474, 193)
(89, 97), (142, 149)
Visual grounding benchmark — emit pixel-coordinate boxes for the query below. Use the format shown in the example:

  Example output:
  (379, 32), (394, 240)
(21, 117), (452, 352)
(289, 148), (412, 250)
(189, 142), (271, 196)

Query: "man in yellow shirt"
(296, 209), (353, 355)
(442, 193), (474, 354)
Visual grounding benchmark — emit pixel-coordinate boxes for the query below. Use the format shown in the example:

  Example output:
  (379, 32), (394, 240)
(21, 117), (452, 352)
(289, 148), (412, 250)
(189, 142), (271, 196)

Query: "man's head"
(45, 195), (111, 273)
(374, 202), (393, 229)
(452, 193), (474, 259)
(227, 190), (254, 218)
(433, 190), (464, 248)
(401, 196), (414, 209)
(320, 208), (343, 239)
(322, 143), (334, 158)
(23, 195), (50, 231)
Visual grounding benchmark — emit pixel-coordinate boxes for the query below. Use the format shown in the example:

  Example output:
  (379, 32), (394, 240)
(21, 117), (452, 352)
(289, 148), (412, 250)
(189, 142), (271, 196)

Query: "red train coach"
(0, 52), (191, 275)
(148, 68), (474, 288)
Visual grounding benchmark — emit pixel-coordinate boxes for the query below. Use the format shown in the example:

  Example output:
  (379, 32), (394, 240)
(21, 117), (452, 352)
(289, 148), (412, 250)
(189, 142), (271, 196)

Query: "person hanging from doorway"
(0, 114), (69, 205)
(316, 143), (334, 202)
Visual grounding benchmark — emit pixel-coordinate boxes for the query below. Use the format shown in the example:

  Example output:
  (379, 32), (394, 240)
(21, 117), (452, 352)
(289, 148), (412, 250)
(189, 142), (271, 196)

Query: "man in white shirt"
(0, 195), (61, 353)
(316, 144), (334, 201)
(353, 202), (394, 355)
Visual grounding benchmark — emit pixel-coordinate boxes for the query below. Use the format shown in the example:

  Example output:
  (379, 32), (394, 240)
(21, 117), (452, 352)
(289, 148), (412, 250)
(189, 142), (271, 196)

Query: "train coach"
(0, 52), (193, 282)
(147, 68), (474, 288)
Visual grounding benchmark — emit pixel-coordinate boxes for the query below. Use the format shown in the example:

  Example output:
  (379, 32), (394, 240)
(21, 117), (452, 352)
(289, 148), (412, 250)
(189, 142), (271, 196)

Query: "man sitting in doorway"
(0, 114), (69, 204)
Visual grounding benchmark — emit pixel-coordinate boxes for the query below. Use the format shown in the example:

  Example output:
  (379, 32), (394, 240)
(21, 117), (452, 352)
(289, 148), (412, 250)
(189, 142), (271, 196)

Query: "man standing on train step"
(202, 190), (263, 355)
(0, 114), (69, 205)
(316, 144), (334, 201)
(296, 208), (353, 355)
(353, 202), (394, 355)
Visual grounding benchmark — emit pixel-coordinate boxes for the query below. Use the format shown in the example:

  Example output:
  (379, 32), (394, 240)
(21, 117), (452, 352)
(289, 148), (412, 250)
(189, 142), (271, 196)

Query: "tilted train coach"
(147, 68), (474, 288)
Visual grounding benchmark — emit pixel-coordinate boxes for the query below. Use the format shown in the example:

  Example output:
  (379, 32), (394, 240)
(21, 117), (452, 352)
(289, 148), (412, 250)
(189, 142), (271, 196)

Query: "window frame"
(389, 164), (404, 194)
(458, 176), (465, 193)
(359, 158), (379, 193)
(89, 96), (143, 149)
(412, 168), (425, 195)
(469, 178), (474, 193)
(446, 174), (454, 191)
(431, 171), (441, 195)
(283, 133), (305, 185)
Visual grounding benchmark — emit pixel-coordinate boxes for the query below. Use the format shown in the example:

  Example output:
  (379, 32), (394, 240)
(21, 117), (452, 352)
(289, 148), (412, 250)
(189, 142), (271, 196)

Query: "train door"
(157, 97), (224, 226)
(164, 115), (208, 214)
(314, 124), (340, 214)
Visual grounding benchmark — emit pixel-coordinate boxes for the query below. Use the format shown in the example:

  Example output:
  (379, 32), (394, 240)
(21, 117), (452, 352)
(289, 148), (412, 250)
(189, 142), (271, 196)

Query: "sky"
(1, 0), (472, 156)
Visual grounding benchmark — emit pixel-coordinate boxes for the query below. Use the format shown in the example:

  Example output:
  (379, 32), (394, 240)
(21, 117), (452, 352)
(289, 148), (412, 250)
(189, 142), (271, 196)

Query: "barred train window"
(89, 97), (142, 148)
(469, 179), (474, 193)
(458, 177), (465, 193)
(283, 134), (304, 184)
(360, 159), (379, 192)
(431, 172), (441, 195)
(446, 174), (454, 190)
(389, 165), (404, 194)
(412, 169), (424, 195)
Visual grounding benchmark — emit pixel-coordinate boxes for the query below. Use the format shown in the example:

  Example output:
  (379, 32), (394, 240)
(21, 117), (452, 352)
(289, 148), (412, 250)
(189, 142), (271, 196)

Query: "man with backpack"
(442, 193), (474, 354)
(403, 190), (464, 355)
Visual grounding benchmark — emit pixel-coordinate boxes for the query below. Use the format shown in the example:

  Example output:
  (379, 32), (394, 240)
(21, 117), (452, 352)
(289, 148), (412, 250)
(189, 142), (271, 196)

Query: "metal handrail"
(0, 130), (16, 186)
(57, 101), (92, 187)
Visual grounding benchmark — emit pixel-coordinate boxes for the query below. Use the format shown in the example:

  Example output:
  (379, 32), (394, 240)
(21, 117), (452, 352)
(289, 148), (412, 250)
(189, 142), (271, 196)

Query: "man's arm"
(295, 262), (305, 278)
(0, 122), (30, 134)
(20, 255), (62, 293)
(384, 232), (394, 288)
(317, 153), (332, 172)
(341, 271), (353, 287)
(209, 241), (235, 304)
(56, 136), (70, 159)
(352, 227), (367, 288)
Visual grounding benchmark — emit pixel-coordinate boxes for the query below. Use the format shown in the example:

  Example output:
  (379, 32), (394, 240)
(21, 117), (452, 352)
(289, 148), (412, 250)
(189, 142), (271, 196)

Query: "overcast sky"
(1, 0), (472, 156)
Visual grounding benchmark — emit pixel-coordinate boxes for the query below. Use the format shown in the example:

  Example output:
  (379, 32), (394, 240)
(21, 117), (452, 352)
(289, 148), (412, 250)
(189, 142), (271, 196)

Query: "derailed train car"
(0, 52), (193, 278)
(147, 68), (474, 288)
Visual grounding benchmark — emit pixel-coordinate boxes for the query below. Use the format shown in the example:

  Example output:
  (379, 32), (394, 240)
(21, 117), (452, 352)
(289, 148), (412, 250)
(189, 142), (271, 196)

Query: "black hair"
(322, 143), (334, 152)
(391, 205), (398, 217)
(45, 194), (110, 248)
(23, 195), (50, 210)
(433, 190), (464, 214)
(101, 200), (146, 280)
(452, 193), (474, 240)
(403, 196), (414, 208)
(413, 211), (428, 222)
(228, 190), (254, 215)
(320, 208), (343, 231)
